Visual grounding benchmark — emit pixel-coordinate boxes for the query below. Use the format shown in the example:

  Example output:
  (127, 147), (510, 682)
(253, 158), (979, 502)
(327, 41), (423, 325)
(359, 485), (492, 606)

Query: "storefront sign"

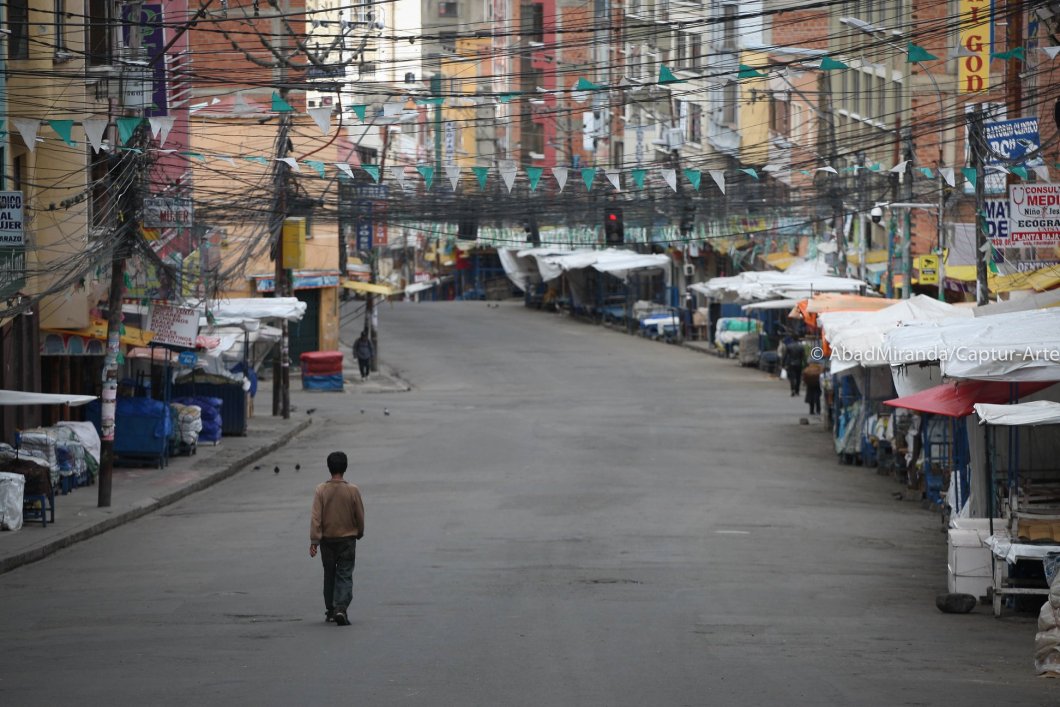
(985, 118), (1040, 164)
(178, 351), (198, 367)
(0, 191), (25, 299)
(1009, 184), (1060, 245)
(149, 304), (200, 348)
(144, 197), (193, 228)
(984, 198), (1013, 246)
(957, 0), (991, 93)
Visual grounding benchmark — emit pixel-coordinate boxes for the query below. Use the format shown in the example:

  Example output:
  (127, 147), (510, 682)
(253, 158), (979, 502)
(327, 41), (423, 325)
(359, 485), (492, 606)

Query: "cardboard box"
(947, 526), (995, 597)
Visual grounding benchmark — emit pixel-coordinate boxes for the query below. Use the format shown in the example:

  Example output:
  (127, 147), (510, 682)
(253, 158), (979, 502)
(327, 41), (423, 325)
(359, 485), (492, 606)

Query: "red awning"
(884, 380), (1056, 417)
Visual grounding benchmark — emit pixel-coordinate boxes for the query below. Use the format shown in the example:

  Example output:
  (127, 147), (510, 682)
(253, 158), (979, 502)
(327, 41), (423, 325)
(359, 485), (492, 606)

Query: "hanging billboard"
(957, 0), (991, 93)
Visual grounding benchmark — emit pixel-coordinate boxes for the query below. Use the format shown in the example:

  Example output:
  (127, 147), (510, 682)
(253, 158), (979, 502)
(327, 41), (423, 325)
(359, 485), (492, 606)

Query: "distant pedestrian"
(781, 336), (805, 397)
(309, 451), (365, 626)
(353, 331), (373, 380)
(803, 363), (823, 415)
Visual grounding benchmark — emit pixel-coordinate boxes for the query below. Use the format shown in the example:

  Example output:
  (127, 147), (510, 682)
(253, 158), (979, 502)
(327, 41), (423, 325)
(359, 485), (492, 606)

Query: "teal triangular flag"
(526, 166), (543, 191)
(659, 65), (681, 84)
(683, 168), (701, 191)
(244, 156), (268, 165)
(1011, 166), (1029, 180)
(869, 163), (882, 171)
(820, 57), (848, 71)
(305, 160), (326, 178)
(962, 167), (977, 188)
(48, 120), (75, 147)
(472, 166), (489, 190)
(738, 64), (765, 79)
(362, 165), (380, 183)
(907, 43), (938, 63)
(740, 168), (759, 180)
(116, 117), (142, 145)
(271, 92), (294, 112)
(581, 167), (596, 191)
(416, 97), (445, 107)
(416, 165), (434, 190)
(631, 169), (647, 189)
(991, 48), (1025, 61)
(919, 167), (935, 179)
(498, 93), (519, 103)
(180, 151), (206, 162)
(575, 77), (602, 91)
(352, 105), (367, 121)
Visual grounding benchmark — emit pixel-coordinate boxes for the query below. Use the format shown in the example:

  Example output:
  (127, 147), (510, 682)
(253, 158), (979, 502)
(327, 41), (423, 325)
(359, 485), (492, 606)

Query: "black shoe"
(334, 610), (349, 626)
(325, 610), (334, 622)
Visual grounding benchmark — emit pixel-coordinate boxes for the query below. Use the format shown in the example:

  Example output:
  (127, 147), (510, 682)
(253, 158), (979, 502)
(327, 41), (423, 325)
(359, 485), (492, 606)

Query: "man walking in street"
(781, 336), (805, 397)
(310, 451), (365, 626)
(353, 331), (374, 380)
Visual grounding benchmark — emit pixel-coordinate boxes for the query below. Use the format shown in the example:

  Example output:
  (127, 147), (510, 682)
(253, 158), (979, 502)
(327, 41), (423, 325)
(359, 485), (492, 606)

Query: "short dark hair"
(326, 451), (347, 476)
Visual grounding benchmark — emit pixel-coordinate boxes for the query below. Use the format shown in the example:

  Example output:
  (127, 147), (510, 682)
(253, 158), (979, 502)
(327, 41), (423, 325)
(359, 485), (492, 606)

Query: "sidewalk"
(0, 350), (409, 575)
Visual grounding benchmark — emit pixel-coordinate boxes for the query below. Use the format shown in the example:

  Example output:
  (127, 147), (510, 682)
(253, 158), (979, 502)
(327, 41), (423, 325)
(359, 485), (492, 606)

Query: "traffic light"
(524, 217), (540, 245)
(604, 206), (624, 245)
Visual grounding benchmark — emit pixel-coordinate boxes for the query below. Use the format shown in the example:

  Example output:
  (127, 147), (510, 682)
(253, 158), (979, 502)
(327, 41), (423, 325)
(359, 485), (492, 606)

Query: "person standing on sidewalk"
(781, 336), (805, 397)
(309, 451), (365, 626)
(353, 331), (373, 380)
(803, 362), (823, 416)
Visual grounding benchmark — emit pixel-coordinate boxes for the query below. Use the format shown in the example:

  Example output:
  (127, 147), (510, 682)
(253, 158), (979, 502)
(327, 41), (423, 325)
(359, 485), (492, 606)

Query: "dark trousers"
(320, 537), (357, 613)
(806, 386), (821, 415)
(786, 365), (803, 395)
(357, 357), (371, 378)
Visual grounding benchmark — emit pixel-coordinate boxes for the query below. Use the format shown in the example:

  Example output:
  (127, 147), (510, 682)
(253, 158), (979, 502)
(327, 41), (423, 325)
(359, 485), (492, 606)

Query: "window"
(521, 3), (544, 43)
(769, 95), (790, 136)
(438, 1), (458, 17)
(8, 0), (29, 59)
(689, 34), (702, 69)
(54, 0), (68, 55)
(675, 32), (688, 68)
(721, 4), (738, 51)
(439, 32), (457, 53)
(87, 0), (112, 66)
(877, 76), (886, 124)
(851, 71), (860, 116)
(687, 103), (702, 143)
(721, 82), (737, 125)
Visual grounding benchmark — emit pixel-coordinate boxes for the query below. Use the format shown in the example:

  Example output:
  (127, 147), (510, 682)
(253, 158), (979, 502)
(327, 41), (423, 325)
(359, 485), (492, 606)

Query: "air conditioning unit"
(683, 263), (695, 277)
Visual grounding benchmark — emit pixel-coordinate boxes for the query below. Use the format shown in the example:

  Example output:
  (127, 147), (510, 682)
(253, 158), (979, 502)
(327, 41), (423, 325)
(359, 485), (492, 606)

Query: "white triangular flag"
(445, 164), (461, 191)
(1033, 165), (1050, 181)
(709, 170), (725, 194)
(890, 160), (909, 173)
(605, 169), (621, 191)
(232, 93), (255, 114)
(390, 165), (407, 189)
(499, 160), (517, 193)
(215, 155), (236, 165)
(12, 118), (40, 152)
(661, 168), (677, 192)
(307, 106), (333, 136)
(1042, 46), (1060, 60)
(278, 157), (300, 171)
(82, 118), (108, 153)
(552, 166), (568, 192)
(148, 116), (175, 147)
(335, 162), (354, 179)
(940, 167), (955, 187)
(762, 164), (783, 173)
(816, 166), (838, 174)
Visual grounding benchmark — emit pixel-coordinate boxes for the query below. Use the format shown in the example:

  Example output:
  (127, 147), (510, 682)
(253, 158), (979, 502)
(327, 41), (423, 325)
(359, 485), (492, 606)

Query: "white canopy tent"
(0, 390), (97, 406)
(689, 257), (870, 302)
(498, 248), (671, 293)
(974, 401), (1060, 426)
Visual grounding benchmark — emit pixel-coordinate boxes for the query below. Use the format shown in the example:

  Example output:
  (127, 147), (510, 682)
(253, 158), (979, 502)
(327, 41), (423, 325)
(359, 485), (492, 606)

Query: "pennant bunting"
(740, 168), (759, 180)
(526, 166), (543, 191)
(762, 164), (783, 173)
(819, 57), (848, 70)
(81, 117), (110, 152)
(352, 104), (367, 121)
(244, 155), (269, 165)
(1041, 46), (1060, 60)
(683, 168), (701, 191)
(497, 93), (519, 103)
(907, 43), (938, 63)
(939, 167), (956, 187)
(1032, 165), (1050, 181)
(661, 168), (677, 192)
(305, 160), (326, 178)
(575, 77), (603, 91)
(605, 169), (621, 191)
(991, 47), (1026, 61)
(278, 157), (300, 171)
(47, 120), (75, 147)
(148, 115), (175, 146)
(271, 92), (294, 112)
(335, 162), (355, 179)
(658, 65), (681, 84)
(1010, 165), (1028, 180)
(472, 166), (490, 190)
(12, 118), (41, 152)
(445, 164), (461, 191)
(919, 167), (935, 179)
(116, 117), (143, 145)
(890, 160), (909, 173)
(416, 165), (435, 190)
(737, 64), (765, 79)
(416, 97), (445, 107)
(816, 166), (838, 174)
(552, 166), (568, 192)
(390, 166), (407, 190)
(631, 168), (647, 189)
(181, 152), (205, 162)
(961, 166), (977, 188)
(362, 164), (380, 182)
(232, 94), (255, 115)
(499, 160), (517, 193)
(580, 168), (597, 192)
(709, 170), (725, 194)
(307, 106), (333, 136)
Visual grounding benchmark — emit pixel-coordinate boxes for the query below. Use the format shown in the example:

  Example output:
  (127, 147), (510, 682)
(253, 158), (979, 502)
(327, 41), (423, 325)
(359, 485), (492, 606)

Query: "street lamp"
(841, 17), (949, 300)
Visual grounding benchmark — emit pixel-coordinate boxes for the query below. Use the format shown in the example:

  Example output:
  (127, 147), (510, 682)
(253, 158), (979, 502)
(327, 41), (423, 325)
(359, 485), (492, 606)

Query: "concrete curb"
(0, 417), (314, 576)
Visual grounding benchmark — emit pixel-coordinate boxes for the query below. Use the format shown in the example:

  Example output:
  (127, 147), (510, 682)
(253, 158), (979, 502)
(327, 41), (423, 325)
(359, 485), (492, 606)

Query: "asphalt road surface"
(0, 301), (1052, 705)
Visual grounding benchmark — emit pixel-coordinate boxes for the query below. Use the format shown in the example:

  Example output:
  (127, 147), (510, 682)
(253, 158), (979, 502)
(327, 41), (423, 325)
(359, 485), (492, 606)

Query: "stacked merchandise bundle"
(173, 396), (222, 444)
(300, 351), (344, 392)
(17, 427), (91, 492)
(170, 403), (203, 452)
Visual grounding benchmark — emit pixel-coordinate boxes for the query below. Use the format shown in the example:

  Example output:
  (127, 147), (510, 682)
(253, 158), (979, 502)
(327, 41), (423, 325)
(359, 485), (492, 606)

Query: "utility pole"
(99, 0), (147, 507)
(969, 106), (990, 306)
(271, 110), (292, 420)
(901, 128), (914, 299)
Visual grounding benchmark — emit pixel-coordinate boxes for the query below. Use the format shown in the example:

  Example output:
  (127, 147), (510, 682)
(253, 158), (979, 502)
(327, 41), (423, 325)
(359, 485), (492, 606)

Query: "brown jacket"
(310, 479), (365, 543)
